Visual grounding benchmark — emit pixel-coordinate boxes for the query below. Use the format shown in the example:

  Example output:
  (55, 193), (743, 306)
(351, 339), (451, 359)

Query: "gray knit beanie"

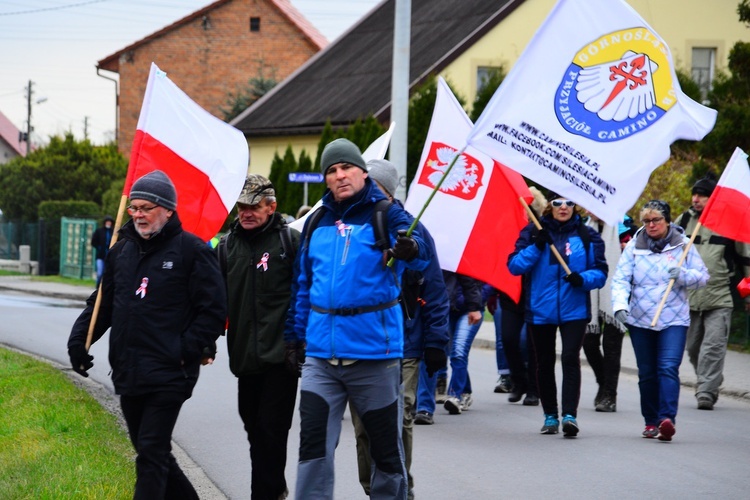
(320, 138), (366, 174)
(367, 159), (399, 197)
(129, 170), (177, 210)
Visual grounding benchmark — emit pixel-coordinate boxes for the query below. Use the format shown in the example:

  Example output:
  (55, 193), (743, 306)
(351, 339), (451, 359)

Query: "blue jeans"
(492, 308), (510, 374)
(629, 325), (687, 426)
(447, 313), (484, 398)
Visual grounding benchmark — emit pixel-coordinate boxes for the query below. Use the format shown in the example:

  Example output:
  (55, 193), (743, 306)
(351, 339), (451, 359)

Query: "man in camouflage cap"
(220, 173), (300, 498)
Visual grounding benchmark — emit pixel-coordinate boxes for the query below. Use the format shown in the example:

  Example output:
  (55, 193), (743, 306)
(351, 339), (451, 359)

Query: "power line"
(0, 0), (111, 16)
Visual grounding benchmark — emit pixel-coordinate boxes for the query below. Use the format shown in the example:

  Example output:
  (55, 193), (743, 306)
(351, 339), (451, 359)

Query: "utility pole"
(24, 80), (33, 155)
(390, 0), (411, 201)
(83, 116), (89, 140)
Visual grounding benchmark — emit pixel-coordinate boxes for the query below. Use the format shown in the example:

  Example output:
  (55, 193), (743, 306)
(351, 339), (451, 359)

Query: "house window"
(691, 47), (716, 101)
(250, 17), (261, 32)
(477, 66), (502, 92)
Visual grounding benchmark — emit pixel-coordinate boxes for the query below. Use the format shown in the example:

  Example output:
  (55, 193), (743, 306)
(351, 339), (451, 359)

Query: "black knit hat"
(129, 170), (177, 210)
(692, 173), (717, 197)
(320, 138), (367, 174)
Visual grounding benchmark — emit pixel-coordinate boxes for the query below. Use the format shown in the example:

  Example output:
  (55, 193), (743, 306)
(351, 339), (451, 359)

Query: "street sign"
(288, 172), (324, 183)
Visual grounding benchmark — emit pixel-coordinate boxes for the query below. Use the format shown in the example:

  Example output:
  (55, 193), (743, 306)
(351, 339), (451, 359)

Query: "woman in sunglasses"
(508, 191), (608, 438)
(612, 200), (708, 441)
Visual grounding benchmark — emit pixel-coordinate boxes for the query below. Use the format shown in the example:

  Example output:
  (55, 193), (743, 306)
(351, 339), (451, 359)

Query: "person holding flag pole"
(612, 200), (708, 441)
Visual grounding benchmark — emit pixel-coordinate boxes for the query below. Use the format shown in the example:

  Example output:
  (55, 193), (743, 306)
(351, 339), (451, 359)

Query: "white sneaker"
(443, 396), (461, 415)
(459, 393), (473, 411)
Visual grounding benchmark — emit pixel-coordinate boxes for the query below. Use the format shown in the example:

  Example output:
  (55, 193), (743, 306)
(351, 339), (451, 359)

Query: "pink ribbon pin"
(135, 277), (149, 298)
(256, 252), (270, 271)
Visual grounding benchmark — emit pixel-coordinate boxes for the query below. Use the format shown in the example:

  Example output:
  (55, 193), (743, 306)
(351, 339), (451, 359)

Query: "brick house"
(96, 0), (326, 157)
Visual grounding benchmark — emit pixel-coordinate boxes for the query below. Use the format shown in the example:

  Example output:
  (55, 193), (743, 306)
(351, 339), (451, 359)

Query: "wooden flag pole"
(650, 222), (701, 327)
(85, 193), (129, 351)
(519, 197), (572, 275)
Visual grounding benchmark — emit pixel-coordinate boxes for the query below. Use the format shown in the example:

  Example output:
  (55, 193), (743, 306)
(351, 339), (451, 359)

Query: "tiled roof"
(97, 0), (327, 72)
(231, 0), (523, 136)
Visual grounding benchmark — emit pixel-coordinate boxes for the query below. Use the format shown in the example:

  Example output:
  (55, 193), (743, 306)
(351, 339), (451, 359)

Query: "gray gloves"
(668, 267), (681, 281)
(614, 310), (628, 324)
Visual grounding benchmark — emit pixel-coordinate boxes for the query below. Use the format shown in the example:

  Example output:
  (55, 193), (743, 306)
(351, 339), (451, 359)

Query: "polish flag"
(699, 147), (750, 244)
(405, 77), (533, 302)
(125, 63), (248, 241)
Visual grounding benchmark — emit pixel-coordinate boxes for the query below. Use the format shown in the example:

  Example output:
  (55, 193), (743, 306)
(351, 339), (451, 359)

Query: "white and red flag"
(699, 147), (750, 244)
(125, 63), (248, 241)
(466, 0), (716, 225)
(405, 77), (533, 302)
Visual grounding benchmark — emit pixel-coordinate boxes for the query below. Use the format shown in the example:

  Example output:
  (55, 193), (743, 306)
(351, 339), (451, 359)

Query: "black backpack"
(217, 224), (295, 278)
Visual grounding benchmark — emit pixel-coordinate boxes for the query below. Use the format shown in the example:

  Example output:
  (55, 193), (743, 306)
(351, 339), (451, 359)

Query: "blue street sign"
(288, 172), (324, 183)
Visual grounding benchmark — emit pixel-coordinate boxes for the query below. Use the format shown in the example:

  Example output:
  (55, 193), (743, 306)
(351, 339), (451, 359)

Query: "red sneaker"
(642, 425), (658, 439)
(657, 419), (675, 441)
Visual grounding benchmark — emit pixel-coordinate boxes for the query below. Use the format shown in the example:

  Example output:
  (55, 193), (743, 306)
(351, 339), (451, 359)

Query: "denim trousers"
(491, 307), (510, 374)
(447, 312), (484, 398)
(629, 324), (687, 426)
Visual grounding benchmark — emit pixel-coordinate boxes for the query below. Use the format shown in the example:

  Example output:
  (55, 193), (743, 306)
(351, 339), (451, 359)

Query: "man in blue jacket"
(350, 159), (449, 500)
(287, 139), (430, 499)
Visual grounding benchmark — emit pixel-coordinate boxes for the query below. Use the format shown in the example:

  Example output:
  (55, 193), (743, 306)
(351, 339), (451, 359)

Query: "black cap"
(692, 173), (717, 197)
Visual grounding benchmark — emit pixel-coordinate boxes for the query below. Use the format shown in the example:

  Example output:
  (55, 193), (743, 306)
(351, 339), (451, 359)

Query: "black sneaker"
(595, 397), (616, 412)
(414, 411), (434, 425)
(522, 393), (540, 406)
(494, 375), (513, 393)
(508, 388), (525, 403)
(697, 395), (714, 410)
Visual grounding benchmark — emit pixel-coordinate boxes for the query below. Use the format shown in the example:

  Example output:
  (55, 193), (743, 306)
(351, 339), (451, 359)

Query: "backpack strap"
(577, 223), (591, 253)
(372, 199), (392, 251)
(217, 233), (229, 278)
(279, 225), (296, 262)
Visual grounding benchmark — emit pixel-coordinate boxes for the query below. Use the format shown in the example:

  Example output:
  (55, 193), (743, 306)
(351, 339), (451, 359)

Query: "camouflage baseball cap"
(237, 174), (275, 205)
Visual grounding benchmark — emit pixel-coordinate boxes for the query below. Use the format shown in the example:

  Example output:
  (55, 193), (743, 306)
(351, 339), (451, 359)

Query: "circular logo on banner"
(554, 27), (677, 143)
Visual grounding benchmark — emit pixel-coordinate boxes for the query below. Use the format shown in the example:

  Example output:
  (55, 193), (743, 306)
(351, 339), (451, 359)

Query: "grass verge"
(0, 347), (134, 498)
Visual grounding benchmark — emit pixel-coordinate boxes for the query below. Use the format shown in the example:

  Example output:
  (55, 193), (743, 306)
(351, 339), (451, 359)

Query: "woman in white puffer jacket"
(612, 200), (708, 442)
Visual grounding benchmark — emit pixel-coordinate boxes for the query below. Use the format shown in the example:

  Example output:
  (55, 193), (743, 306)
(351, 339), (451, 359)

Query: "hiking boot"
(508, 387), (525, 403)
(562, 414), (579, 437)
(459, 393), (473, 411)
(444, 397), (462, 415)
(522, 393), (540, 406)
(414, 411), (434, 425)
(697, 395), (714, 410)
(540, 414), (559, 434)
(435, 377), (448, 403)
(595, 396), (616, 413)
(494, 374), (513, 393)
(642, 425), (658, 439)
(657, 418), (675, 442)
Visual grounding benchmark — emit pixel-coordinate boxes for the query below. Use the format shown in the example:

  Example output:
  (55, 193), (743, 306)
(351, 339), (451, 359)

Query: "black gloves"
(564, 272), (584, 288)
(534, 229), (552, 250)
(284, 341), (306, 377)
(388, 230), (419, 261)
(423, 347), (447, 377)
(69, 344), (94, 377)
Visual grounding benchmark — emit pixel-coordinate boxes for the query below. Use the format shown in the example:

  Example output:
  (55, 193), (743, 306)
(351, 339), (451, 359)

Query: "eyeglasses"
(127, 204), (158, 215)
(640, 217), (665, 225)
(551, 200), (575, 208)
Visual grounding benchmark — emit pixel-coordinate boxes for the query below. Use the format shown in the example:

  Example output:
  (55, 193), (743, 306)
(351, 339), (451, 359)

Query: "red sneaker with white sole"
(657, 419), (675, 441)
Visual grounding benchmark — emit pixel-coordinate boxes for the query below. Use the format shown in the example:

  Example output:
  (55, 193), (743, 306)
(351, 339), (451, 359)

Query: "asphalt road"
(2, 292), (750, 499)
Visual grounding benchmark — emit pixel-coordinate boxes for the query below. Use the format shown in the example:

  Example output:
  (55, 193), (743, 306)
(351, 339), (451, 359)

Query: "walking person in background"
(220, 174), (300, 500)
(508, 192), (607, 437)
(582, 214), (627, 412)
(677, 175), (750, 410)
(485, 284), (513, 394)
(68, 170), (226, 498)
(612, 200), (708, 441)
(350, 159), (449, 500)
(91, 215), (114, 287)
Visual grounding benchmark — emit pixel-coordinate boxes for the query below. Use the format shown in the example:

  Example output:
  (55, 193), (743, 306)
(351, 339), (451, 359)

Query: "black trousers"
(583, 321), (625, 397)
(530, 320), (588, 418)
(500, 305), (538, 396)
(120, 391), (197, 500)
(238, 363), (299, 500)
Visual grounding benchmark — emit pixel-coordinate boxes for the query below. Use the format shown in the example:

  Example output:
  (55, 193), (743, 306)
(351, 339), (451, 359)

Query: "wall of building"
(117, 0), (321, 156)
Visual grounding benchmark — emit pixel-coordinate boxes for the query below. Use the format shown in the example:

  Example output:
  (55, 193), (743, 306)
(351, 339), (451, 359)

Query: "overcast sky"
(0, 0), (381, 146)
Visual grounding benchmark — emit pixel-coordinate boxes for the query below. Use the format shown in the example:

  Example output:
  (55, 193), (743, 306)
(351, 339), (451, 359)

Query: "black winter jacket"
(68, 214), (226, 396)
